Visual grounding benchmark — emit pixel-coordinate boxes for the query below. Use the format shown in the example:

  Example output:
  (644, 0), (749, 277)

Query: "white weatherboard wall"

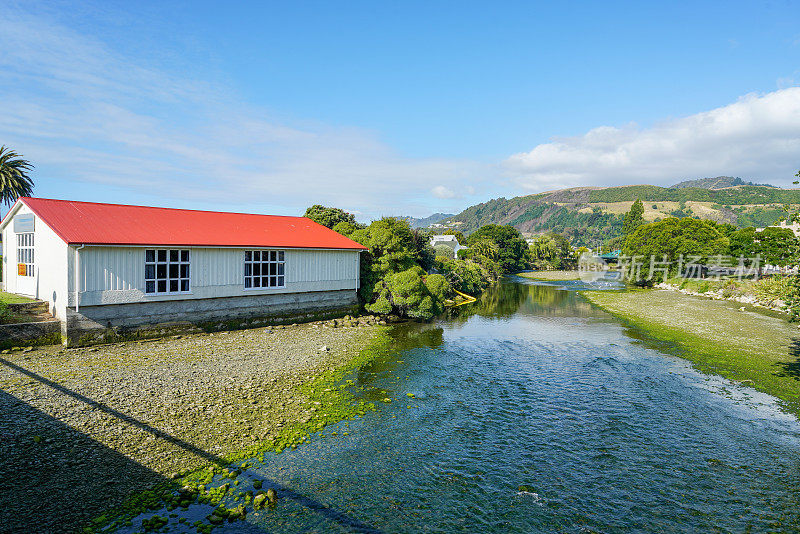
(1, 204), (69, 320)
(69, 247), (360, 307)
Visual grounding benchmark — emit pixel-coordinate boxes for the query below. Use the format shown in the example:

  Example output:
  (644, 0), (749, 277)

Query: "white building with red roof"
(0, 198), (366, 344)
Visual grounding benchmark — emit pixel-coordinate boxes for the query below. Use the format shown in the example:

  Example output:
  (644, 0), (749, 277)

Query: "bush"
(784, 275), (800, 321)
(435, 257), (494, 295)
(366, 267), (445, 320)
(424, 273), (451, 302)
(753, 276), (793, 304)
(434, 244), (455, 259)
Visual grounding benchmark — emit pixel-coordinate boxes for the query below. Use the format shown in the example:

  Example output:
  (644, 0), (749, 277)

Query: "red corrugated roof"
(8, 198), (367, 250)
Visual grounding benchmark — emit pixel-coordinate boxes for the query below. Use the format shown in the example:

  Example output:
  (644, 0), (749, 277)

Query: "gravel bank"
(0, 318), (382, 533)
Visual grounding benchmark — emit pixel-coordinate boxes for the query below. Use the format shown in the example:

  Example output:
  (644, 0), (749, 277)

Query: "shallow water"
(123, 280), (800, 533)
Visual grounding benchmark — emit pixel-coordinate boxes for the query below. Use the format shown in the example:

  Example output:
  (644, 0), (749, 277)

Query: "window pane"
(146, 281), (155, 293)
(158, 250), (167, 262)
(277, 263), (284, 275)
(262, 276), (269, 287)
(244, 277), (252, 288)
(253, 263), (260, 275)
(253, 251), (260, 261)
(268, 263), (275, 275)
(244, 264), (252, 276)
(157, 264), (167, 278)
(170, 250), (179, 262)
(270, 251), (277, 261)
(145, 265), (155, 279)
(157, 280), (167, 293)
(180, 280), (189, 292)
(277, 276), (284, 286)
(253, 277), (261, 288)
(270, 276), (277, 287)
(180, 264), (189, 278)
(169, 264), (179, 278)
(169, 279), (179, 292)
(181, 250), (189, 262)
(146, 250), (155, 262)
(278, 251), (284, 261)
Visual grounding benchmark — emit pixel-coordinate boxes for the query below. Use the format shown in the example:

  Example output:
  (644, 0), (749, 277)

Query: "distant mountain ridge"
(399, 212), (455, 228)
(671, 176), (776, 189)
(435, 182), (800, 247)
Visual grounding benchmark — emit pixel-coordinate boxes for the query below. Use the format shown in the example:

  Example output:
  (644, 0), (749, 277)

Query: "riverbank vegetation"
(581, 289), (800, 417)
(306, 206), (533, 319)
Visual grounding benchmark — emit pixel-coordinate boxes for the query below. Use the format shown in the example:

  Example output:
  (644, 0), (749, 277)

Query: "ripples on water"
(124, 280), (800, 533)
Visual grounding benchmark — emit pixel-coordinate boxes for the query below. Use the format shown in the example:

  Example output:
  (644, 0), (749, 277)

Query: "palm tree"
(0, 146), (34, 207)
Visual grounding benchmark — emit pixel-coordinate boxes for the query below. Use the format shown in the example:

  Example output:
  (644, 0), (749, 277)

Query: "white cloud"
(506, 87), (800, 191)
(0, 7), (487, 219)
(431, 185), (458, 199)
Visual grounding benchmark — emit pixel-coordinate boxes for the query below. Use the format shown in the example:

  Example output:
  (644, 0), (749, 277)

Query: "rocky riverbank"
(0, 316), (384, 533)
(654, 281), (788, 314)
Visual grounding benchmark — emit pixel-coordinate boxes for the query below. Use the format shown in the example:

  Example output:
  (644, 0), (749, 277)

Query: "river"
(122, 278), (800, 532)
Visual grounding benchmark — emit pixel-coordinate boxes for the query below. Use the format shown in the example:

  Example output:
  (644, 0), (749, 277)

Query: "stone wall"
(0, 320), (62, 350)
(65, 289), (359, 346)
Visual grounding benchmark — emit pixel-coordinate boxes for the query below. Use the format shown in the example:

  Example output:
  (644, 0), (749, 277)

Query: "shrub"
(753, 276), (793, 304)
(434, 244), (455, 259)
(424, 273), (451, 302)
(435, 257), (493, 295)
(366, 267), (444, 320)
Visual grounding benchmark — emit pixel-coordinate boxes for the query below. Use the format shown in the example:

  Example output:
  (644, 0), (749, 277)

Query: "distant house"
(430, 234), (466, 255)
(0, 198), (367, 344)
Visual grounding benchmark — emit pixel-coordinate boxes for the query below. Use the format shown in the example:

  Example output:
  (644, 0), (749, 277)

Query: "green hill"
(441, 184), (800, 248)
(670, 176), (775, 189)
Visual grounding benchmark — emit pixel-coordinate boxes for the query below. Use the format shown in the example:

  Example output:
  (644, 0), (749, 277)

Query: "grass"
(0, 291), (34, 304)
(516, 270), (582, 281)
(581, 288), (800, 417)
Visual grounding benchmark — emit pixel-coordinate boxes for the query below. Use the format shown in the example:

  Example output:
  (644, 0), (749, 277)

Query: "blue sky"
(1, 1), (799, 220)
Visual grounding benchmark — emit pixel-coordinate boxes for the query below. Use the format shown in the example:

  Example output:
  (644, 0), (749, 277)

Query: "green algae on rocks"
(81, 328), (398, 533)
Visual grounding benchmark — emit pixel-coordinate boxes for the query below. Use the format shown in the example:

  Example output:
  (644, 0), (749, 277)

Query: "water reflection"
(446, 278), (608, 323)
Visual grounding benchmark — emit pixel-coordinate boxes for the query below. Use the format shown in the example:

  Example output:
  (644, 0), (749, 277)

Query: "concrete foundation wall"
(65, 289), (359, 346)
(0, 320), (62, 350)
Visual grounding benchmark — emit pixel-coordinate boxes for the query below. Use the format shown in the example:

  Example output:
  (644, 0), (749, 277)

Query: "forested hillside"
(441, 184), (800, 247)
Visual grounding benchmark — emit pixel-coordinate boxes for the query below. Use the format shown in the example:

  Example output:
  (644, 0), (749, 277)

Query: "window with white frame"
(145, 249), (190, 294)
(16, 233), (34, 277)
(244, 250), (285, 289)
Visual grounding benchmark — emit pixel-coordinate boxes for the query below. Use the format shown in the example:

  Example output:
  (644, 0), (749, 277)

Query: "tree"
(466, 224), (530, 274)
(752, 227), (799, 268)
(529, 235), (559, 269)
(622, 199), (645, 236)
(543, 232), (576, 269)
(304, 204), (358, 229)
(728, 227), (757, 260)
(623, 217), (729, 272)
(729, 226), (799, 271)
(0, 146), (34, 207)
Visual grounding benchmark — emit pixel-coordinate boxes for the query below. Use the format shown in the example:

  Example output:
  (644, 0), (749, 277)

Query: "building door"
(15, 232), (36, 297)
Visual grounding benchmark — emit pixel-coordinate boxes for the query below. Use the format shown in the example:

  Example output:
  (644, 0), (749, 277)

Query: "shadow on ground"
(0, 358), (384, 534)
(774, 338), (800, 381)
